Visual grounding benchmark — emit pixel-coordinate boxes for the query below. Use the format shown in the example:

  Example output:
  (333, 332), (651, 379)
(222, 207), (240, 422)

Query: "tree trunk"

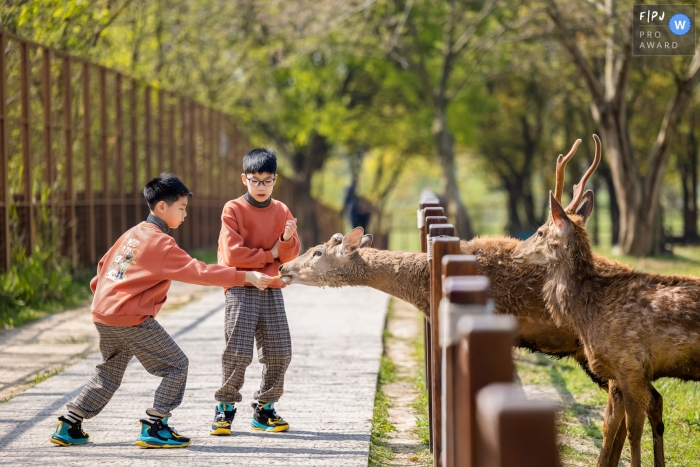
(289, 177), (318, 250)
(433, 109), (474, 239)
(597, 120), (655, 256)
(596, 151), (620, 245)
(546, 0), (700, 256)
(287, 133), (330, 250)
(681, 115), (699, 243)
(504, 180), (524, 237)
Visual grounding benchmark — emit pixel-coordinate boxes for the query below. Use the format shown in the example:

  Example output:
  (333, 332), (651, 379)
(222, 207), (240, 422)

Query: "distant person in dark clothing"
(343, 180), (371, 230)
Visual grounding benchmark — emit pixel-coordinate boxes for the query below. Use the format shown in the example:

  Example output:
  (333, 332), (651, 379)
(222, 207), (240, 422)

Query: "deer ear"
(549, 191), (570, 235)
(329, 233), (344, 247)
(575, 191), (595, 226)
(360, 234), (373, 248)
(341, 227), (364, 255)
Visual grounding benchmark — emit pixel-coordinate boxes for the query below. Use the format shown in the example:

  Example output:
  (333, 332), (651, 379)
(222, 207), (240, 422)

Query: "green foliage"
(0, 192), (91, 329)
(412, 312), (431, 450)
(0, 243), (91, 329)
(369, 356), (397, 465)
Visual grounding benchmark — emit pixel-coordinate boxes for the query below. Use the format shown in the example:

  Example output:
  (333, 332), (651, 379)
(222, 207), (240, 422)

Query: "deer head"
(512, 191), (594, 265)
(512, 134), (600, 265)
(278, 227), (373, 286)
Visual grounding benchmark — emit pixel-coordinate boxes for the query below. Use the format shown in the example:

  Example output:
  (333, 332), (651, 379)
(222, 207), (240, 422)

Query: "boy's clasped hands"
(246, 218), (298, 290)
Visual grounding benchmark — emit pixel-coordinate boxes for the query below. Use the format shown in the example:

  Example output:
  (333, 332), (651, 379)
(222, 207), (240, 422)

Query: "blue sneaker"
(50, 416), (89, 446)
(135, 417), (190, 448)
(210, 402), (236, 436)
(250, 401), (289, 432)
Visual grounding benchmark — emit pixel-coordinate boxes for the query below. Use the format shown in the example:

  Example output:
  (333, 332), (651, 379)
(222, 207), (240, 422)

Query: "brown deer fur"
(513, 191), (700, 467)
(279, 227), (665, 467)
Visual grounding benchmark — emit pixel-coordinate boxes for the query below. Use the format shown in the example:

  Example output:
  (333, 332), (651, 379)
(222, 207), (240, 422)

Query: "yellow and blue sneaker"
(50, 416), (89, 446)
(210, 402), (236, 435)
(135, 417), (190, 448)
(250, 401), (289, 432)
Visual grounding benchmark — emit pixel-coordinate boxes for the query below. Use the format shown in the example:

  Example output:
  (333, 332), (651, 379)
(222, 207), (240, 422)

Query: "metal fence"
(0, 30), (342, 272)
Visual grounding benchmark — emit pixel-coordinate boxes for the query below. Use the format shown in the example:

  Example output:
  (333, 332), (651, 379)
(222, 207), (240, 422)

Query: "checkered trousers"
(215, 287), (292, 404)
(67, 317), (189, 419)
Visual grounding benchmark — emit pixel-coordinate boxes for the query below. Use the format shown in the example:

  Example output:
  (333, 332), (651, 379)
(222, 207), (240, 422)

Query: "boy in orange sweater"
(50, 173), (274, 448)
(211, 148), (300, 435)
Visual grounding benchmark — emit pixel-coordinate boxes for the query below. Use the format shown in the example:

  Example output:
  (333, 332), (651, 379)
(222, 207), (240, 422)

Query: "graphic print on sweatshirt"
(105, 238), (141, 281)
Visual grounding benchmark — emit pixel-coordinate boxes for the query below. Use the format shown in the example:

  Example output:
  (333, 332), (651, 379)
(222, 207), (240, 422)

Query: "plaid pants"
(215, 287), (292, 404)
(67, 317), (189, 419)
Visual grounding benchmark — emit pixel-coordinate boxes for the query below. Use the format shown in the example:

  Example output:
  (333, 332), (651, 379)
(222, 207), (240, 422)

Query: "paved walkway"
(0, 285), (388, 466)
(0, 281), (220, 402)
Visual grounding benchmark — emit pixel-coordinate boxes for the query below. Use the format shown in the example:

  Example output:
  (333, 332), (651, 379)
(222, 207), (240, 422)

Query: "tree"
(674, 103), (699, 243)
(373, 0), (523, 239)
(546, 0), (700, 256)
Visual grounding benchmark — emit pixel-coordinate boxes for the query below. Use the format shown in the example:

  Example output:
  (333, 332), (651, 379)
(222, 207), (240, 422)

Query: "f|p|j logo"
(634, 5), (696, 56)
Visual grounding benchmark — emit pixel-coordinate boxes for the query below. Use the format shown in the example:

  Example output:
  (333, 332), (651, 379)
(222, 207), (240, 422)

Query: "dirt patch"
(383, 299), (432, 465)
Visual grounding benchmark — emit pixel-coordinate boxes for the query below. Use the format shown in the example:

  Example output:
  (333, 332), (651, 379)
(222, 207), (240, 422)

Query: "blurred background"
(1, 0), (700, 315)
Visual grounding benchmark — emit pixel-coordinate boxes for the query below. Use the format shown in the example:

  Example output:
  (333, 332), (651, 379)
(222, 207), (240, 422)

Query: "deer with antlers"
(279, 137), (667, 467)
(513, 134), (700, 467)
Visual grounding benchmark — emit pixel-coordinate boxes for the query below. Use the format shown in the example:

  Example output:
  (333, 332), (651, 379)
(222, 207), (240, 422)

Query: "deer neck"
(352, 249), (431, 314)
(543, 228), (597, 332)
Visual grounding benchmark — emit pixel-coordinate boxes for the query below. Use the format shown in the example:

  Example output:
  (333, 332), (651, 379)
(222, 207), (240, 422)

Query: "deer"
(512, 134), (700, 467)
(278, 138), (666, 467)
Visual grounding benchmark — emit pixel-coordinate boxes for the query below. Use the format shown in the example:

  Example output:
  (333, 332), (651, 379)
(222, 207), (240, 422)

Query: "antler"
(554, 139), (582, 203)
(565, 134), (601, 212)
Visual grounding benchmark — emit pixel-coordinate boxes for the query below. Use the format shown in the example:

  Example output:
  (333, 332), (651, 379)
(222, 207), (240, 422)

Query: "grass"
(0, 265), (93, 330)
(369, 299), (432, 466)
(411, 315), (431, 451)
(514, 247), (700, 466)
(368, 354), (398, 466)
(189, 247), (218, 265)
(369, 301), (397, 466)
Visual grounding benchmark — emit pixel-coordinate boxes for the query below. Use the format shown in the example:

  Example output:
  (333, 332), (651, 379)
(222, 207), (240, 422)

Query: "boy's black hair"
(243, 148), (277, 174)
(143, 173), (193, 210)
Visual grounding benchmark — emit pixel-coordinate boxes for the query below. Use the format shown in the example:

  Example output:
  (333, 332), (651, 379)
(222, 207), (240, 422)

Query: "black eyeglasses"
(245, 176), (276, 187)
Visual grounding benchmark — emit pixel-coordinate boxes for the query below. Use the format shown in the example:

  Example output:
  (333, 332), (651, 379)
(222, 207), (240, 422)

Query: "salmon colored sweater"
(91, 222), (246, 326)
(217, 196), (300, 288)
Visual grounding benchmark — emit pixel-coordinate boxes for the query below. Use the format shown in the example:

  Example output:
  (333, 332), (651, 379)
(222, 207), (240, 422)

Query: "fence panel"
(0, 30), (341, 272)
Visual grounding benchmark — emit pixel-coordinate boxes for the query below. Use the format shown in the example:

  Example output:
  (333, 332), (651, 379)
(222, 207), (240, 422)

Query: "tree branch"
(451, 0), (499, 56)
(644, 46), (700, 205)
(545, 0), (605, 105)
(90, 0), (136, 47)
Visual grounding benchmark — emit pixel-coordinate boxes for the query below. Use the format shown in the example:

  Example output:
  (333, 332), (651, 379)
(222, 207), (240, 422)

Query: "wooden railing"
(417, 190), (561, 467)
(0, 30), (342, 271)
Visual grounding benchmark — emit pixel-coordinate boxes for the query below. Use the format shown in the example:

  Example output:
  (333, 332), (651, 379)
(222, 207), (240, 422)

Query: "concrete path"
(0, 281), (220, 403)
(0, 285), (388, 466)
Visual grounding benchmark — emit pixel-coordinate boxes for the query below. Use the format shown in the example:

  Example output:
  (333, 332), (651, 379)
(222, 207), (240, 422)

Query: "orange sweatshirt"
(91, 222), (246, 326)
(217, 196), (300, 288)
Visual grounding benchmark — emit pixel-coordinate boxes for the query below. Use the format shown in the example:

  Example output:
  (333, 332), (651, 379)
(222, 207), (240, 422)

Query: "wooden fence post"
(476, 383), (560, 467)
(429, 234), (461, 466)
(83, 62), (96, 265)
(418, 196), (442, 451)
(456, 312), (518, 467)
(439, 259), (482, 467)
(0, 32), (10, 270)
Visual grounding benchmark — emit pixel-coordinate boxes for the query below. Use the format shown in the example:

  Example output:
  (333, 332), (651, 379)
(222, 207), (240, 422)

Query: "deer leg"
(621, 383), (651, 467)
(647, 385), (665, 467)
(597, 380), (626, 467)
(607, 414), (627, 467)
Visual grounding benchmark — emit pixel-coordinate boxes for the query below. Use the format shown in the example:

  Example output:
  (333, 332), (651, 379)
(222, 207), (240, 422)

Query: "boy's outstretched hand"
(245, 271), (275, 290)
(282, 218), (297, 241)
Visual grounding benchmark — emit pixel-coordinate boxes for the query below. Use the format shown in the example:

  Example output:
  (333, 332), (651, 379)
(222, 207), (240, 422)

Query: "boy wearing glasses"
(211, 148), (300, 435)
